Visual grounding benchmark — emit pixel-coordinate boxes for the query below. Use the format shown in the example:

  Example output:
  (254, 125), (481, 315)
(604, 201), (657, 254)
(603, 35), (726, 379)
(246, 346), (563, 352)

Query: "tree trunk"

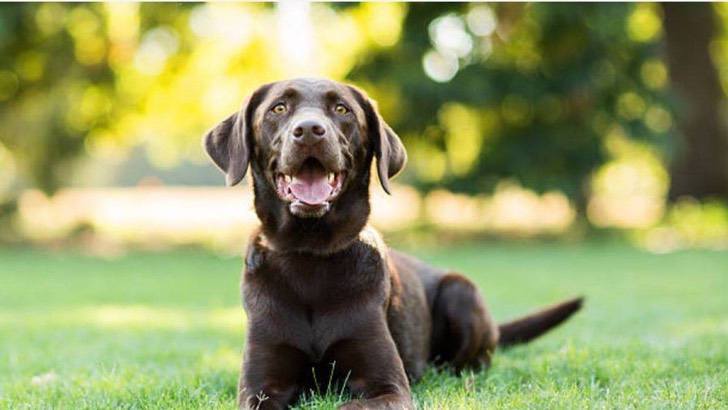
(662, 3), (728, 200)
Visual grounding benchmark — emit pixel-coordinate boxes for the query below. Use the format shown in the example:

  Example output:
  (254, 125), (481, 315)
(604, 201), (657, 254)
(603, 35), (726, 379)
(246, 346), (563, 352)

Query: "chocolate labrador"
(204, 78), (582, 409)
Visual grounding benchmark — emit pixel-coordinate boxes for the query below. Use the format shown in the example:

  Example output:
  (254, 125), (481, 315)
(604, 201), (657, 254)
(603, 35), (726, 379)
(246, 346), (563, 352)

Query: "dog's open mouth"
(276, 157), (346, 217)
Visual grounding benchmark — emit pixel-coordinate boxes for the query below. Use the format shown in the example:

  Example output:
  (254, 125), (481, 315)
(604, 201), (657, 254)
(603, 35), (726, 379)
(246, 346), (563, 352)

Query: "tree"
(348, 4), (669, 207)
(662, 3), (728, 200)
(0, 4), (119, 196)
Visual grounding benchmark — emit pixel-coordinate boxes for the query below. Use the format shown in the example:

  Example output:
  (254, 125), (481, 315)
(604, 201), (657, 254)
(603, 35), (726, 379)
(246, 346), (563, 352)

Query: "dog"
(203, 78), (583, 409)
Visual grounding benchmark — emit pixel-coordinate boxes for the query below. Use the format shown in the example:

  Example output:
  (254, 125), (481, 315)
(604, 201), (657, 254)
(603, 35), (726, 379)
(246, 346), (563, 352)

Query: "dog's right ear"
(203, 85), (270, 186)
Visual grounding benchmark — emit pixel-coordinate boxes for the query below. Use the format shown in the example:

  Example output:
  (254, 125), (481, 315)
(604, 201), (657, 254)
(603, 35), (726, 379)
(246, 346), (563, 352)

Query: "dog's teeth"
(284, 175), (291, 183)
(328, 173), (335, 183)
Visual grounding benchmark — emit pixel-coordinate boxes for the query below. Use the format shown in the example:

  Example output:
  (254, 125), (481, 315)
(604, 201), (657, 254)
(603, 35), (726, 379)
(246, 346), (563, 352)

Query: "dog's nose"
(292, 119), (326, 146)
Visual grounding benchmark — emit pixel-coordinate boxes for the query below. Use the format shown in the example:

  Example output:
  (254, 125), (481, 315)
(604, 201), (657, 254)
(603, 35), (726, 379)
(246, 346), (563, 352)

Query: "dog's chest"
(243, 240), (389, 359)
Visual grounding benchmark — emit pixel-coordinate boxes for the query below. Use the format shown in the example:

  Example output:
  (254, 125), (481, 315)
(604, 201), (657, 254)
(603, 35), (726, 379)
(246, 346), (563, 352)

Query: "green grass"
(1, 242), (726, 409)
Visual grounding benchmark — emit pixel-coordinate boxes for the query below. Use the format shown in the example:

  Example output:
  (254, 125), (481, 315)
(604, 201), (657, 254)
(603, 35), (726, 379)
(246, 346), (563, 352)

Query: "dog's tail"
(497, 297), (583, 348)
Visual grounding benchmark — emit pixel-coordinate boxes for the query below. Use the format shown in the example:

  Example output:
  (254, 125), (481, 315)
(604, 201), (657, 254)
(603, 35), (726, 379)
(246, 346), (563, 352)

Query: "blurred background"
(2, 4), (728, 407)
(1, 2), (728, 254)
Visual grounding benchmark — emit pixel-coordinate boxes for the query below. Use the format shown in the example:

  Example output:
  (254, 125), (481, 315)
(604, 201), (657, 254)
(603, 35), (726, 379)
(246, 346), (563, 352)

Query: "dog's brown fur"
(204, 78), (583, 409)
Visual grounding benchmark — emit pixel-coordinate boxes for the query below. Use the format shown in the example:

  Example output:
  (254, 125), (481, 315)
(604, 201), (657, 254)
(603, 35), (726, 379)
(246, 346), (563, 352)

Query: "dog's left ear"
(348, 86), (407, 194)
(203, 84), (271, 186)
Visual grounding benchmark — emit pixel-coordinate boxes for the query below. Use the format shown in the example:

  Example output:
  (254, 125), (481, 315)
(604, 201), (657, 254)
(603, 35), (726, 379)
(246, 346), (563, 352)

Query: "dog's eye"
(334, 104), (349, 115)
(271, 103), (287, 114)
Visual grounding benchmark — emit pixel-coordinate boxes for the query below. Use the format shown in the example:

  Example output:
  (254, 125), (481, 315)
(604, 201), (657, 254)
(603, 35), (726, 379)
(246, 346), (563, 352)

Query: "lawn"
(1, 242), (726, 409)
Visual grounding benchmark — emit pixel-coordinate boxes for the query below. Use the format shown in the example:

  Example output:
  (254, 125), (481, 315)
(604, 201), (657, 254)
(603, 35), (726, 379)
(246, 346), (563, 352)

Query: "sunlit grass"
(1, 243), (726, 408)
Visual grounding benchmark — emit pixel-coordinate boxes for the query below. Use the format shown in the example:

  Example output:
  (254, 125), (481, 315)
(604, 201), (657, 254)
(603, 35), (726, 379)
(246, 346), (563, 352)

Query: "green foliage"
(0, 3), (673, 204)
(1, 244), (726, 408)
(1, 3), (726, 227)
(0, 4), (117, 194)
(350, 4), (670, 203)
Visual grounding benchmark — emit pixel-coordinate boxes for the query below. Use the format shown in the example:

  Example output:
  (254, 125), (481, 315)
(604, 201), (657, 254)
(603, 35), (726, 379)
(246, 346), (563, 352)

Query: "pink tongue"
(289, 175), (332, 205)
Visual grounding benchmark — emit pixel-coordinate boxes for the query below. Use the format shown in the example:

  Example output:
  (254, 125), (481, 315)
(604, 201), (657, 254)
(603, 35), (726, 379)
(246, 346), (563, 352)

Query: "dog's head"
(204, 78), (406, 249)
